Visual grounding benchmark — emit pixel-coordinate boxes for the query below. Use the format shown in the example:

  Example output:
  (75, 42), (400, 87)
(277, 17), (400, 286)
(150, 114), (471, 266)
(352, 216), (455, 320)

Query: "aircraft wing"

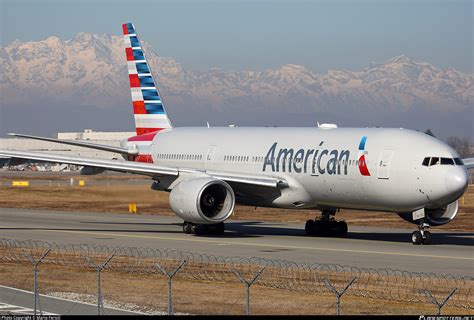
(7, 133), (137, 156)
(0, 150), (287, 188)
(463, 158), (474, 169)
(0, 150), (177, 177)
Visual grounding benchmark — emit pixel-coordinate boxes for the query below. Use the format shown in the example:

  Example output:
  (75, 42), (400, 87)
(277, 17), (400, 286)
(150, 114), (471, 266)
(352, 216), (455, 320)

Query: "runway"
(0, 207), (472, 276)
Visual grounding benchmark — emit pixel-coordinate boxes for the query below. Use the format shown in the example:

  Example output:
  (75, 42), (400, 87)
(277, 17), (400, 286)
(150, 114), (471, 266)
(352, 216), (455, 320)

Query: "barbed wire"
(0, 238), (471, 309)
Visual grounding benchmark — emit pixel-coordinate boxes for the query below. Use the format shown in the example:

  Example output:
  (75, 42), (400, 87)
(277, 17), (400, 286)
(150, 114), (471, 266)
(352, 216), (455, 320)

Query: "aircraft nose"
(445, 168), (468, 197)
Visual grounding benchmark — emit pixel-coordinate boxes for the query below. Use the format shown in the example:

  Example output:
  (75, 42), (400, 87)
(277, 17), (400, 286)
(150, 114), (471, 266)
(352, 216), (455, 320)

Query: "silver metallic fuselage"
(141, 127), (468, 213)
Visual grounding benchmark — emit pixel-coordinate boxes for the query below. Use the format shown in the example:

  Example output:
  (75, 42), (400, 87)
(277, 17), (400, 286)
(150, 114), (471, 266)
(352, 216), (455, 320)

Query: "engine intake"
(169, 177), (235, 224)
(398, 200), (459, 226)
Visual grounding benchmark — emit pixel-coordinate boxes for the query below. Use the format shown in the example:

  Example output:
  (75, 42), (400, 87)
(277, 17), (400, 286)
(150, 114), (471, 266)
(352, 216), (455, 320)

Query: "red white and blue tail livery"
(123, 22), (172, 136)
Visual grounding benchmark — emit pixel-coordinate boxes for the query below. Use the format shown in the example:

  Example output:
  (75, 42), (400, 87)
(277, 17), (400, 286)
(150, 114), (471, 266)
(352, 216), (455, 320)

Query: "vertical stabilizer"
(122, 23), (173, 135)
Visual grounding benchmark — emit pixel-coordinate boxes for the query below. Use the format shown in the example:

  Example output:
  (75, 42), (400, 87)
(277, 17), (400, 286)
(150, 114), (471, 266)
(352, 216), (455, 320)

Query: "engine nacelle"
(169, 177), (235, 224)
(398, 200), (459, 226)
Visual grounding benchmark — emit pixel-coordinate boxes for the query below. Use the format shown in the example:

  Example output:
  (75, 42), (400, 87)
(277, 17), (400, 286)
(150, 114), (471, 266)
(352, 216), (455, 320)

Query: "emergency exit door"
(206, 145), (216, 169)
(377, 150), (394, 179)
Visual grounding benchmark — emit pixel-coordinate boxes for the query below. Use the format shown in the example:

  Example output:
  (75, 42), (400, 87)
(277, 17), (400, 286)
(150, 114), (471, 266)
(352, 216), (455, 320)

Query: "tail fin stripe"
(123, 22), (172, 135)
(142, 89), (160, 100)
(125, 48), (134, 61)
(133, 101), (147, 114)
(145, 103), (165, 114)
(129, 74), (140, 87)
(122, 24), (129, 35)
(122, 23), (135, 35)
(135, 62), (150, 74)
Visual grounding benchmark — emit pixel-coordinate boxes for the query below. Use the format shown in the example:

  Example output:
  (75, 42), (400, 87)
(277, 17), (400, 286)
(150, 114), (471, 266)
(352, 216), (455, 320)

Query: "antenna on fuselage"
(206, 122), (210, 128)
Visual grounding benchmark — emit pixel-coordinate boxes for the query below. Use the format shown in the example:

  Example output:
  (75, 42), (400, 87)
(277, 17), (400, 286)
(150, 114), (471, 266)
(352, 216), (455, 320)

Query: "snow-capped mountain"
(0, 33), (472, 138)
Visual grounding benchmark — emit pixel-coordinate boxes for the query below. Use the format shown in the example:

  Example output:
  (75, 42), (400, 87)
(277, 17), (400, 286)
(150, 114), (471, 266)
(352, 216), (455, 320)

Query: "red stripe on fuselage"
(122, 24), (129, 35)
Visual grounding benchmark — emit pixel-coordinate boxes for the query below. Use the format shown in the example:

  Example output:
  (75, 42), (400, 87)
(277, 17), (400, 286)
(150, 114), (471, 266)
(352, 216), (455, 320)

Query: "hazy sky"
(1, 0), (472, 73)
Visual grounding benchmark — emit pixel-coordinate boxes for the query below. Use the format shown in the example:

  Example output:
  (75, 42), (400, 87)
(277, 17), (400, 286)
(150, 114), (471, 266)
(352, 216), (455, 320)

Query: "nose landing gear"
(305, 209), (348, 237)
(411, 221), (432, 245)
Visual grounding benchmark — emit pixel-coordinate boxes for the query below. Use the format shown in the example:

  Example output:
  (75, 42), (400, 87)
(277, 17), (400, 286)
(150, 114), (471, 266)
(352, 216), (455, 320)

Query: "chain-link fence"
(0, 238), (472, 315)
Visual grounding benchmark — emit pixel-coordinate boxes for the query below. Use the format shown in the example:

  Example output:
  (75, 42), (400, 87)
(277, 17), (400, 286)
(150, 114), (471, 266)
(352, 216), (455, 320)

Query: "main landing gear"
(183, 221), (225, 235)
(411, 220), (432, 245)
(305, 209), (348, 237)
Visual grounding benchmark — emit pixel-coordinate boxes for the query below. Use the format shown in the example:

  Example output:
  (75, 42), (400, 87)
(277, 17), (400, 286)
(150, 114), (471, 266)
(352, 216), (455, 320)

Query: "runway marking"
(1, 225), (472, 261)
(0, 285), (147, 315)
(0, 302), (57, 315)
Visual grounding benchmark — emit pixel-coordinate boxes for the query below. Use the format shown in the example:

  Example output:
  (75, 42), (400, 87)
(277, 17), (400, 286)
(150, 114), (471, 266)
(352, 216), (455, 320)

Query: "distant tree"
(446, 136), (472, 158)
(424, 129), (435, 137)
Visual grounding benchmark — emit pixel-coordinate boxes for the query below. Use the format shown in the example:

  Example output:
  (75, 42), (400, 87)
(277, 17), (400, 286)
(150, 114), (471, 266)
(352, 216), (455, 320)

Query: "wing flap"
(206, 170), (288, 188)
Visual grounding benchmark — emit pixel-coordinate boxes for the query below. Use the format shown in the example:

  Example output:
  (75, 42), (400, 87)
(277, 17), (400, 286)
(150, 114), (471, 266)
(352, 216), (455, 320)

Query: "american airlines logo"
(262, 136), (371, 176)
(262, 142), (350, 176)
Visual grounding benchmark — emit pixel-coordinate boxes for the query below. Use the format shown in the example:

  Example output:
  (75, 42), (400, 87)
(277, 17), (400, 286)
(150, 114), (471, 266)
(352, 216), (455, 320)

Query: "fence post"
(86, 254), (115, 315)
(232, 267), (266, 315)
(423, 288), (457, 315)
(24, 248), (51, 320)
(154, 260), (187, 315)
(323, 277), (356, 315)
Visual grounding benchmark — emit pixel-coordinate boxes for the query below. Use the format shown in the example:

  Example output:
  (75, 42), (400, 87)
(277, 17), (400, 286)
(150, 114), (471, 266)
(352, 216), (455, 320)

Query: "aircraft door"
(377, 150), (394, 179)
(206, 145), (216, 169)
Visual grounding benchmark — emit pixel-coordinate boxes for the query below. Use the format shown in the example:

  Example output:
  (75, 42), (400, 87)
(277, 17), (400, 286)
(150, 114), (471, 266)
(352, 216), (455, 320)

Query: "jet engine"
(398, 200), (459, 226)
(169, 177), (235, 224)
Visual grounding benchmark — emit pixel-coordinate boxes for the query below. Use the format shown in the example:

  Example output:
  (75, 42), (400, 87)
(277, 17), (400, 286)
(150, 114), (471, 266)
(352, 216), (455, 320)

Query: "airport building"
(0, 129), (134, 171)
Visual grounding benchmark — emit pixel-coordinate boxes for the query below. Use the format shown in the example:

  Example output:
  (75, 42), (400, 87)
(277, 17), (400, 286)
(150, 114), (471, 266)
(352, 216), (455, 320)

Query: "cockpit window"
(422, 157), (430, 166)
(423, 156), (464, 166)
(429, 157), (440, 166)
(440, 158), (454, 165)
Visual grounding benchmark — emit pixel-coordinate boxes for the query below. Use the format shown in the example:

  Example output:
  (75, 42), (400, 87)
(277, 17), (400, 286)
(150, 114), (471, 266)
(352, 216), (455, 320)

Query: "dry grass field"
(0, 172), (472, 231)
(1, 262), (470, 315)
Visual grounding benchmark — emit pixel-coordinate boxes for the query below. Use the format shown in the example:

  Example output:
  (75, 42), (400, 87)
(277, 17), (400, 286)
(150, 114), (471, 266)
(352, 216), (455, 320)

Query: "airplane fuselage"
(127, 127), (468, 214)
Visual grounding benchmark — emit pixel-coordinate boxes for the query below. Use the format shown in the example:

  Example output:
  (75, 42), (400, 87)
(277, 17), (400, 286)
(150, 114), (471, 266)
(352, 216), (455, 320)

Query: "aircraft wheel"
(422, 231), (432, 245)
(212, 222), (225, 235)
(305, 220), (315, 235)
(194, 224), (208, 235)
(411, 231), (423, 245)
(183, 222), (193, 234)
(336, 221), (348, 237)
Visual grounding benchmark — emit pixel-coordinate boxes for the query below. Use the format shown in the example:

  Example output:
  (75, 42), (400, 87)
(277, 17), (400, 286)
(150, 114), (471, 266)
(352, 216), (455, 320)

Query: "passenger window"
(454, 158), (464, 165)
(430, 157), (439, 166)
(422, 157), (430, 166)
(441, 158), (454, 165)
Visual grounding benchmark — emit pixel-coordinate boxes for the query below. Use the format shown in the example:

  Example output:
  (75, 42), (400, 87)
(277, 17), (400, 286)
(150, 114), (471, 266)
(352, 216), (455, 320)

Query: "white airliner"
(1, 23), (472, 245)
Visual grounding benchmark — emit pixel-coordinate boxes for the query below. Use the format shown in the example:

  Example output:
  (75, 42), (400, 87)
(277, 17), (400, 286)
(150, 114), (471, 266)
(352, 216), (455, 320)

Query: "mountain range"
(0, 33), (472, 139)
